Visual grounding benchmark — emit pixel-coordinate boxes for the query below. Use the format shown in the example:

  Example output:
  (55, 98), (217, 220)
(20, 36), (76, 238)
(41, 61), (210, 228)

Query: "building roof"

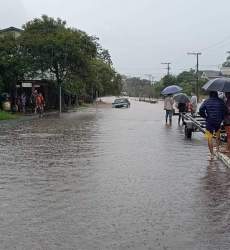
(201, 70), (222, 79)
(221, 67), (230, 76)
(0, 26), (22, 33)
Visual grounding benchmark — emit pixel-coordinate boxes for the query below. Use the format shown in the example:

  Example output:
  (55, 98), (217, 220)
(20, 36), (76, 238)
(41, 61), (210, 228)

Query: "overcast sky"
(1, 0), (230, 79)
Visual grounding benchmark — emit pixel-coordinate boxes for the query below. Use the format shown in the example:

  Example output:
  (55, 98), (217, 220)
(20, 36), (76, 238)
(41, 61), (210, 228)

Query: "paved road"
(0, 100), (230, 250)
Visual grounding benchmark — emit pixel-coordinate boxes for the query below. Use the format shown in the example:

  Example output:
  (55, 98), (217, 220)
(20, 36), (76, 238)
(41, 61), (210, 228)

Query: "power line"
(201, 35), (230, 52)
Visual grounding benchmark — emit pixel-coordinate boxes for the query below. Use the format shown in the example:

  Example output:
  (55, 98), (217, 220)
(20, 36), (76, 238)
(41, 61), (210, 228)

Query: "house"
(201, 70), (222, 80)
(220, 67), (230, 77)
(0, 26), (77, 110)
(0, 26), (22, 38)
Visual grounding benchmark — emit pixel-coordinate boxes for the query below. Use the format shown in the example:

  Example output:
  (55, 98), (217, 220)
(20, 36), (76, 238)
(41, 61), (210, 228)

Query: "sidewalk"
(215, 148), (230, 167)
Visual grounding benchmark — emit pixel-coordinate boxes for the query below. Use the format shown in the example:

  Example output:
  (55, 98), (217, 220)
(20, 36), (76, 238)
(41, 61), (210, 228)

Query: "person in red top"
(36, 92), (45, 117)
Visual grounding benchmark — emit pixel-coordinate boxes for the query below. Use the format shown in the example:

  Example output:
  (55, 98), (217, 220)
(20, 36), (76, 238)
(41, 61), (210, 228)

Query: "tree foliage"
(0, 15), (122, 99)
(122, 77), (154, 97)
(0, 34), (29, 93)
(123, 69), (206, 98)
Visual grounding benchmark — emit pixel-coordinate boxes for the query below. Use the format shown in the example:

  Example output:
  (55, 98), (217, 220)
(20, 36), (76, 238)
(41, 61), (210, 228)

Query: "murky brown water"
(1, 101), (230, 250)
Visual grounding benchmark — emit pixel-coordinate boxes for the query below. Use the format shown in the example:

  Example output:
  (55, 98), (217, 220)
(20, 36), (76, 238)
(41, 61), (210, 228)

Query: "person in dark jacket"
(224, 92), (230, 152)
(199, 91), (227, 158)
(177, 102), (187, 125)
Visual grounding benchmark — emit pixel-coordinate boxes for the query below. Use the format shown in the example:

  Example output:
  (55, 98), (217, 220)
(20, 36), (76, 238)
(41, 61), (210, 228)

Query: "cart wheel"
(185, 126), (192, 139)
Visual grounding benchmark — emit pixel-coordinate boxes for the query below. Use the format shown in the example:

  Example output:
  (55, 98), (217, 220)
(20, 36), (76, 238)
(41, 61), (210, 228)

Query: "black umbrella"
(202, 77), (230, 92)
(173, 93), (190, 103)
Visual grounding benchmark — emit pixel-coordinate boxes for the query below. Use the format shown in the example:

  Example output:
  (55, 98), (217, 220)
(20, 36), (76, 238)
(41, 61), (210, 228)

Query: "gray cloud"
(1, 0), (230, 78)
(0, 0), (27, 28)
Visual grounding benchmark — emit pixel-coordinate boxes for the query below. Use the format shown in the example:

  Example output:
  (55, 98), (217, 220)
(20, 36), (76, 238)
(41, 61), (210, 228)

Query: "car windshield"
(114, 98), (128, 103)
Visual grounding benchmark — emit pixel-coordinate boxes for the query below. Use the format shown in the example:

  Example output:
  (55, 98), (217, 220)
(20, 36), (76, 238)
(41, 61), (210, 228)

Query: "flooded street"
(1, 100), (230, 250)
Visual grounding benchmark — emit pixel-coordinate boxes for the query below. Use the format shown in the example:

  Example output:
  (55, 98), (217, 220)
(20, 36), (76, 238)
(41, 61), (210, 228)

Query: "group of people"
(199, 91), (230, 158)
(16, 93), (27, 113)
(164, 93), (197, 126)
(164, 91), (230, 158)
(14, 90), (45, 115)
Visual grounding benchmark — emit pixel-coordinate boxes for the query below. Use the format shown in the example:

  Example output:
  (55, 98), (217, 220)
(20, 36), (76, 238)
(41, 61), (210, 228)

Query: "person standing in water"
(190, 92), (197, 116)
(224, 92), (230, 152)
(35, 92), (45, 117)
(21, 93), (27, 113)
(164, 94), (174, 125)
(199, 91), (226, 158)
(177, 101), (187, 125)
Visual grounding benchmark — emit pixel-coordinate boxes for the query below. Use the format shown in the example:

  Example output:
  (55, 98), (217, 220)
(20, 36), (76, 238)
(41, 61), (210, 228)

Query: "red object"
(36, 95), (45, 105)
(187, 102), (192, 112)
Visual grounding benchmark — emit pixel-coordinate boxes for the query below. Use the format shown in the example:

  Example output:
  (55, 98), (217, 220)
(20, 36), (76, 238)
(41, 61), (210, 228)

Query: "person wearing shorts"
(199, 91), (226, 158)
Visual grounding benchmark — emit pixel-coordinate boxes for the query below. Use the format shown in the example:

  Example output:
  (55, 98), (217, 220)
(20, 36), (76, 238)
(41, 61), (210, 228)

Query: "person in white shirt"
(190, 93), (197, 115)
(164, 95), (174, 125)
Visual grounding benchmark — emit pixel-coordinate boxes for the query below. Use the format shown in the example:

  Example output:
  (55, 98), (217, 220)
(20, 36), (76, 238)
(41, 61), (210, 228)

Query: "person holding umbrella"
(199, 91), (226, 158)
(162, 85), (182, 125)
(164, 94), (174, 125)
(201, 77), (230, 156)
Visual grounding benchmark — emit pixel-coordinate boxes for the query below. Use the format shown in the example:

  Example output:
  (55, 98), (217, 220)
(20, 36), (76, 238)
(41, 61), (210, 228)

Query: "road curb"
(215, 151), (230, 167)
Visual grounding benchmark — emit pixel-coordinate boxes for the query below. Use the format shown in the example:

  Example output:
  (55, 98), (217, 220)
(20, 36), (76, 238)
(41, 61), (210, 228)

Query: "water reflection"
(194, 160), (230, 249)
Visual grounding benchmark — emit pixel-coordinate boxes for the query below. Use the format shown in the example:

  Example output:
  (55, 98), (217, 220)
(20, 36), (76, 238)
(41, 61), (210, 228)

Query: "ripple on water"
(0, 102), (230, 249)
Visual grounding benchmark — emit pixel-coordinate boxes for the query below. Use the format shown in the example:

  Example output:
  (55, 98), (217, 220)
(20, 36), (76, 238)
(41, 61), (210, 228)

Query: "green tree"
(0, 15), (122, 103)
(92, 59), (119, 96)
(161, 75), (177, 88)
(176, 69), (195, 95)
(0, 34), (29, 94)
(152, 81), (164, 98)
(21, 15), (97, 88)
(222, 54), (230, 67)
(123, 77), (153, 97)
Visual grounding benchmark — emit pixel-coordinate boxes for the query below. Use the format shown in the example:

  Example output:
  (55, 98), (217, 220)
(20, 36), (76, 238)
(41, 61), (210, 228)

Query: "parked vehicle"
(112, 98), (130, 108)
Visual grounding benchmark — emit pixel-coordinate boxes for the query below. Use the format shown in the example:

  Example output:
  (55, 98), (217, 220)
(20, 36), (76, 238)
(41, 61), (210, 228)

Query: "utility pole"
(59, 45), (68, 114)
(145, 74), (154, 84)
(59, 84), (62, 113)
(187, 52), (202, 101)
(161, 62), (171, 76)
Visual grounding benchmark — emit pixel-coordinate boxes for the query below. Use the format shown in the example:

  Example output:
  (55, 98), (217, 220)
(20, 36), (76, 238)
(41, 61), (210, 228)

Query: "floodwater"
(0, 100), (230, 250)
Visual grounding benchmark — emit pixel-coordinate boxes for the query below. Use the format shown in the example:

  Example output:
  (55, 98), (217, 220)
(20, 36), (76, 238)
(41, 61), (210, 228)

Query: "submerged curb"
(215, 151), (230, 167)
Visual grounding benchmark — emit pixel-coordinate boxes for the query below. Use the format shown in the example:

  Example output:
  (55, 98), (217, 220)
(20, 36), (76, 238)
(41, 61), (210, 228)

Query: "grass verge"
(0, 111), (18, 120)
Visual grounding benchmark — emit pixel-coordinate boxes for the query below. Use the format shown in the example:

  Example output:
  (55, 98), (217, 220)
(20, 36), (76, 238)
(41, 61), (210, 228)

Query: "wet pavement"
(0, 100), (230, 250)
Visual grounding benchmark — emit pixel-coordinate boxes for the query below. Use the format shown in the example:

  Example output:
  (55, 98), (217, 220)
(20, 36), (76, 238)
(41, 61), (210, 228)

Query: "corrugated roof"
(202, 70), (222, 79)
(0, 27), (22, 33)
